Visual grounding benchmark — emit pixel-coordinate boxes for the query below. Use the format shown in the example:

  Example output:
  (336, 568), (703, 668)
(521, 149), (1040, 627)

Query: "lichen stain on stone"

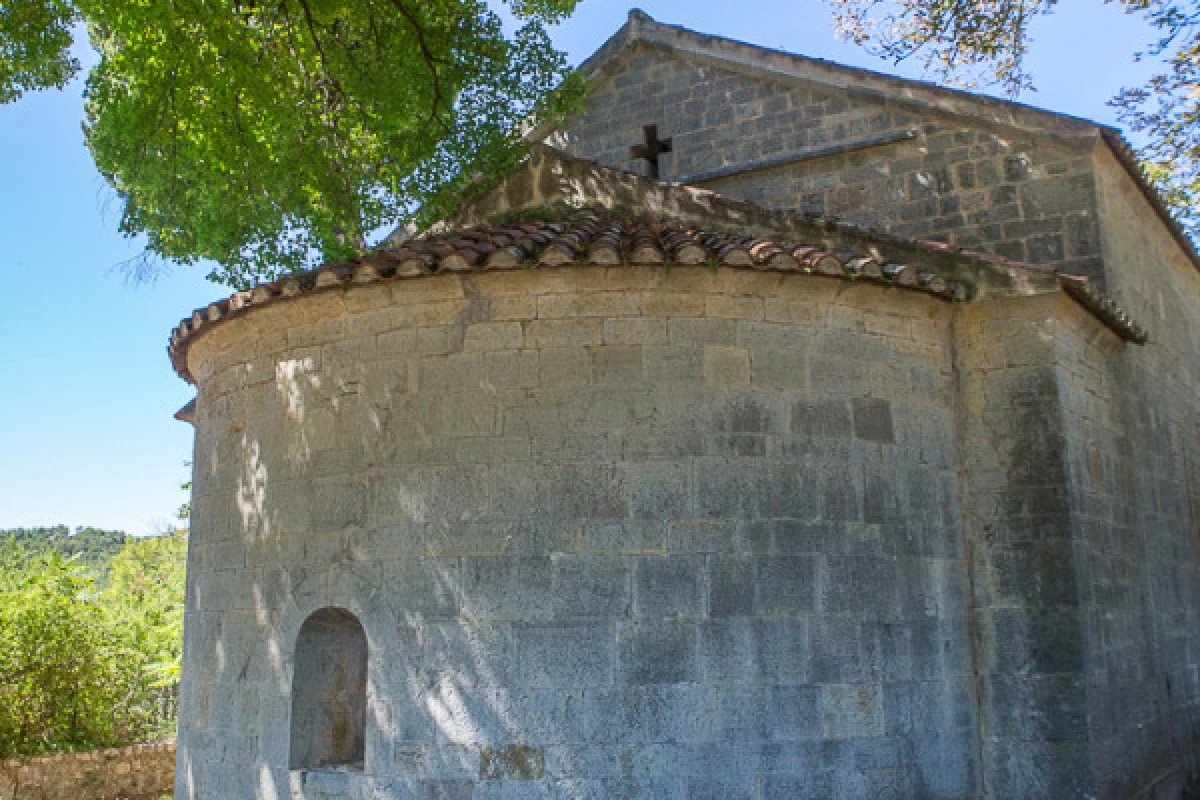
(856, 685), (875, 713)
(479, 745), (545, 780)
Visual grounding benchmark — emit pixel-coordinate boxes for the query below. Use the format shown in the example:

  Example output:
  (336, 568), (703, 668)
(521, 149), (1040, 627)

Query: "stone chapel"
(169, 10), (1200, 799)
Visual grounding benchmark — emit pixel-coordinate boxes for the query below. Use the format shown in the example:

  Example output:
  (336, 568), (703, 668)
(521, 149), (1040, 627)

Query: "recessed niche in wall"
(289, 607), (368, 772)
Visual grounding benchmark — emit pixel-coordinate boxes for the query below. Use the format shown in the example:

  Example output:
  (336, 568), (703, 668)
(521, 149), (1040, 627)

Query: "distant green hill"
(0, 525), (131, 573)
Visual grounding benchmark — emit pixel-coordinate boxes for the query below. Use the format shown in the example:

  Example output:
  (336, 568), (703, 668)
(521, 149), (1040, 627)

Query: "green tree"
(0, 529), (189, 756)
(825, 0), (1200, 235)
(104, 530), (188, 691)
(0, 550), (132, 756)
(1, 0), (584, 286)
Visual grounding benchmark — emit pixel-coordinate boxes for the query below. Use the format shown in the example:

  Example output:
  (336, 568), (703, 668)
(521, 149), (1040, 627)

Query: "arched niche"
(289, 607), (368, 771)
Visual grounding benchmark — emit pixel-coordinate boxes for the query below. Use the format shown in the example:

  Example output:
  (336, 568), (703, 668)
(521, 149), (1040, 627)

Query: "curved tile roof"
(168, 213), (972, 384)
(169, 212), (1148, 385)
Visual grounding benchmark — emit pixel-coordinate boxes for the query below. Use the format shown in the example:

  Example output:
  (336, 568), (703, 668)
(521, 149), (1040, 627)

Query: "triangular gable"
(534, 10), (1199, 274)
(567, 10), (1099, 141)
(437, 143), (1145, 348)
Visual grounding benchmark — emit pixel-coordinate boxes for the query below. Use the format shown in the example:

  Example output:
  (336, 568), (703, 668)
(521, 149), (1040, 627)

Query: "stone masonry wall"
(177, 267), (976, 799)
(0, 741), (175, 800)
(1064, 147), (1200, 799)
(551, 42), (1107, 285)
(953, 295), (1096, 798)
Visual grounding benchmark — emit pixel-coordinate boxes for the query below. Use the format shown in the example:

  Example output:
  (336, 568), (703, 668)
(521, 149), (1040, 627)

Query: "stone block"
(979, 606), (1084, 674)
(538, 348), (591, 388)
(553, 556), (632, 618)
(516, 622), (615, 688)
(437, 393), (501, 438)
(604, 317), (669, 346)
(685, 776), (758, 800)
(757, 556), (818, 615)
(537, 291), (640, 319)
(912, 731), (977, 798)
(702, 346), (752, 387)
(709, 393), (787, 434)
(983, 740), (1094, 799)
(625, 461), (693, 519)
(489, 464), (629, 520)
(792, 398), (852, 438)
(480, 745), (545, 780)
(851, 397), (895, 443)
(371, 467), (489, 524)
(666, 519), (737, 554)
(701, 617), (810, 685)
(705, 295), (764, 320)
(818, 464), (864, 523)
(484, 350), (539, 390)
(617, 621), (700, 684)
(810, 619), (882, 683)
(463, 322), (525, 352)
(762, 772), (836, 799)
(764, 295), (822, 325)
(384, 558), (461, 620)
(667, 318), (736, 346)
(819, 556), (900, 617)
(563, 388), (656, 434)
(590, 346), (645, 385)
(751, 348), (807, 389)
(643, 346), (703, 383)
(715, 686), (821, 741)
(417, 354), (486, 392)
(583, 685), (711, 743)
(419, 779), (475, 800)
(820, 684), (885, 739)
(524, 318), (605, 348)
(708, 555), (756, 617)
(863, 469), (906, 525)
(460, 557), (552, 620)
(410, 299), (472, 327)
(695, 459), (819, 520)
(1019, 174), (1093, 217)
(642, 292), (705, 318)
(489, 294), (538, 321)
(634, 555), (705, 618)
(578, 520), (666, 555)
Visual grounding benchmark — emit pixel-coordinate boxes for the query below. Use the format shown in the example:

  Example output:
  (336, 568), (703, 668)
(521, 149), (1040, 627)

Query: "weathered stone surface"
(174, 14), (1200, 800)
(179, 266), (981, 799)
(0, 742), (176, 800)
(479, 745), (545, 781)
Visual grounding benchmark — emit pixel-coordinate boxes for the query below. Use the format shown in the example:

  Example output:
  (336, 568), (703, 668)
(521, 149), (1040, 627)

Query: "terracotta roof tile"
(168, 212), (1147, 384)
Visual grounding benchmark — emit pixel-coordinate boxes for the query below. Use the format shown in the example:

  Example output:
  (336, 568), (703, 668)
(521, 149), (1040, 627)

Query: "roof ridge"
(577, 9), (1103, 140)
(544, 10), (1198, 274)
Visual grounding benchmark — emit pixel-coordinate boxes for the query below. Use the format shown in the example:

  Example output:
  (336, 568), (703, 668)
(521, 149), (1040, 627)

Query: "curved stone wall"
(176, 267), (976, 798)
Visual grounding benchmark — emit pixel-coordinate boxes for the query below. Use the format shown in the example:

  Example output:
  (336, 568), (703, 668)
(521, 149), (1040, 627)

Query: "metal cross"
(630, 124), (673, 179)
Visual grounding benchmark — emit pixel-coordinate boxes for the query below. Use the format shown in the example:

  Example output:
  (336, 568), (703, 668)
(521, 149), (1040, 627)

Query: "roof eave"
(1098, 128), (1200, 274)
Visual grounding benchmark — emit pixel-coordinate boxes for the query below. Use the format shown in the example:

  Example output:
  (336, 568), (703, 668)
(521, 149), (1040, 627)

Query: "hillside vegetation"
(0, 526), (130, 573)
(0, 527), (186, 757)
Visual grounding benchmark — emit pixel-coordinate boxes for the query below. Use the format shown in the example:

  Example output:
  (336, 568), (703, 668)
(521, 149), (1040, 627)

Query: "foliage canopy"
(0, 0), (584, 286)
(824, 0), (1200, 236)
(0, 531), (187, 757)
(0, 525), (129, 573)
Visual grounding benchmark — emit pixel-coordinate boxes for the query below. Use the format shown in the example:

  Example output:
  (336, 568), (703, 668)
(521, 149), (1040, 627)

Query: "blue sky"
(0, 0), (1162, 536)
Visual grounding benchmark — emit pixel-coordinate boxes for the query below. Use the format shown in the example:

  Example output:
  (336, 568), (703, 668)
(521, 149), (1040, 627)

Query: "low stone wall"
(0, 741), (175, 800)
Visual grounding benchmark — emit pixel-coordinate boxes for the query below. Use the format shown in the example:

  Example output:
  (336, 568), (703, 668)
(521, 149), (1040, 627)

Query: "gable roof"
(539, 9), (1200, 273)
